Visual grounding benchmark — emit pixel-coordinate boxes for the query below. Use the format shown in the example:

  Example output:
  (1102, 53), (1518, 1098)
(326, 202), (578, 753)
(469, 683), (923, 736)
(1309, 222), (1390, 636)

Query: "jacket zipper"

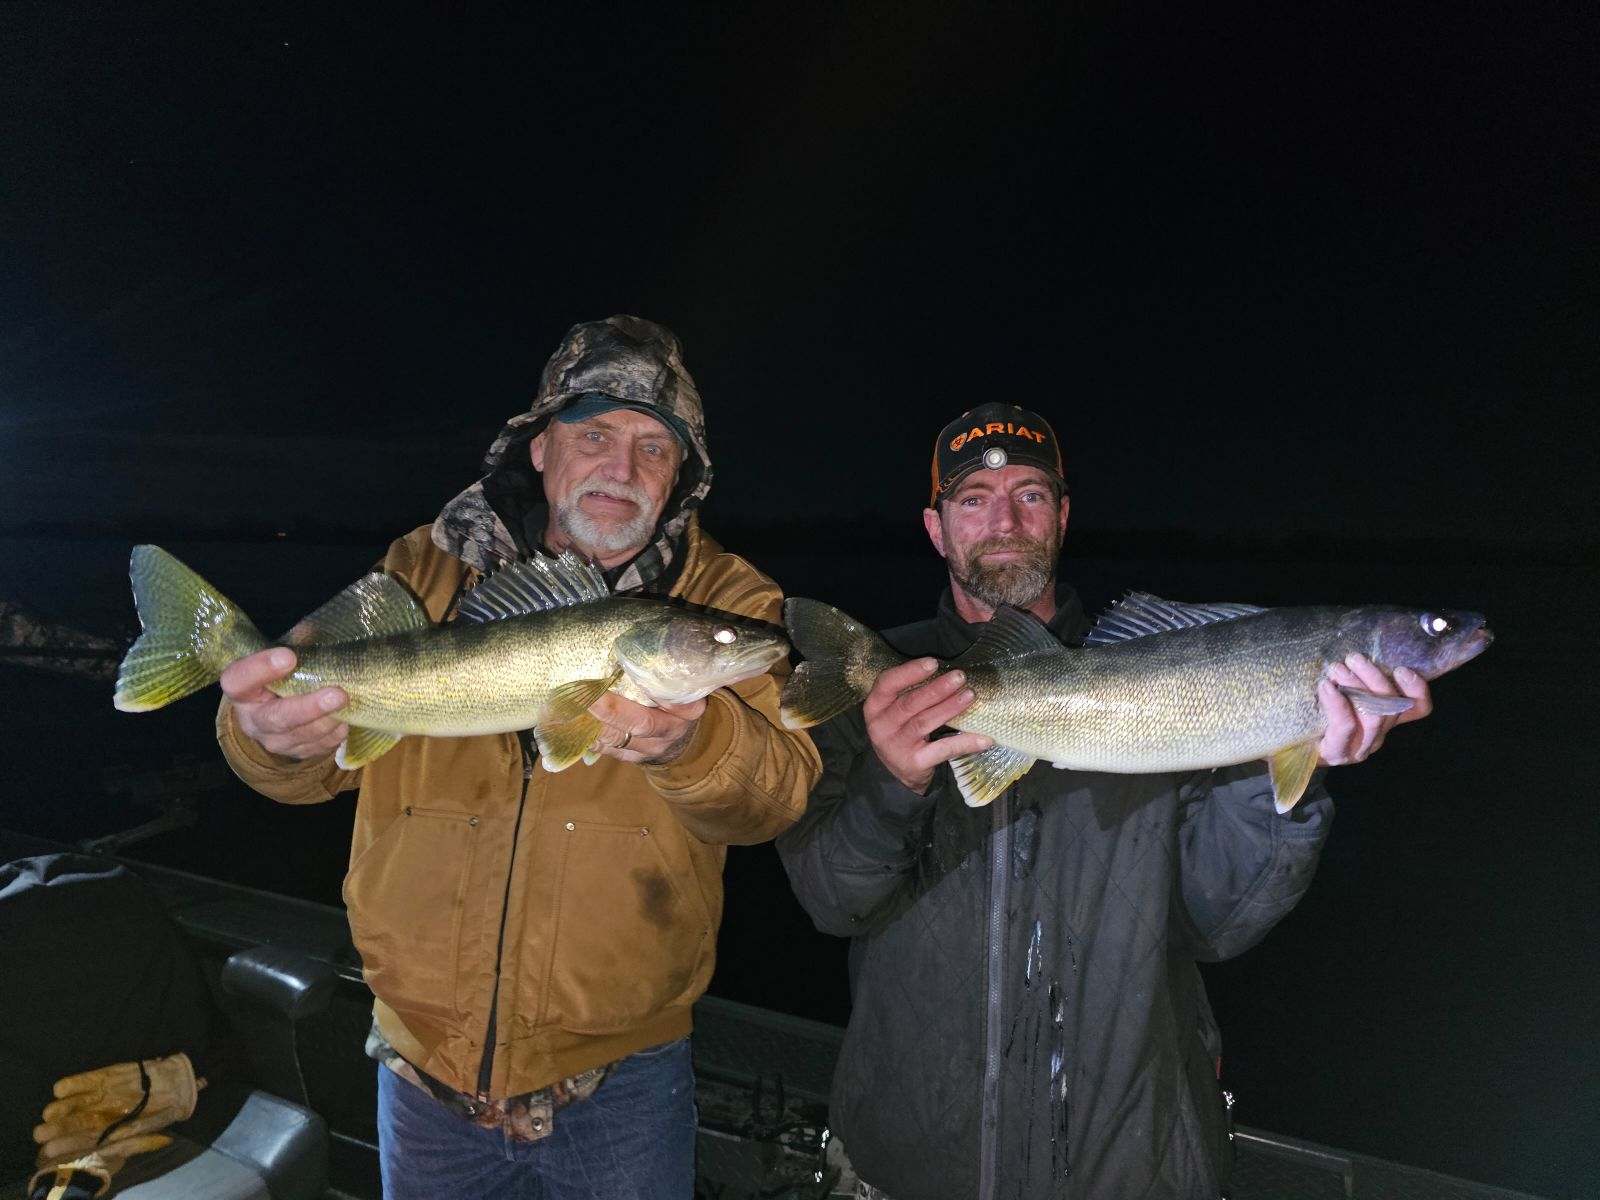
(476, 731), (534, 1100)
(978, 783), (1012, 1200)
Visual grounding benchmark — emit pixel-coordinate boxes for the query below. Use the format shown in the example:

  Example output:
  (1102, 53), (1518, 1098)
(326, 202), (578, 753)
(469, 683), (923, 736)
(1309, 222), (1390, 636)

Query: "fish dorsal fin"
(283, 573), (431, 646)
(457, 552), (609, 624)
(954, 607), (1061, 666)
(1084, 592), (1266, 646)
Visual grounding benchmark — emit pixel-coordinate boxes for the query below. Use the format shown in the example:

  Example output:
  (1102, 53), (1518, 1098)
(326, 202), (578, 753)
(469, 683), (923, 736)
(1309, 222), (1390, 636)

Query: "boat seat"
(3, 1085), (326, 1200)
(1, 856), (333, 1200)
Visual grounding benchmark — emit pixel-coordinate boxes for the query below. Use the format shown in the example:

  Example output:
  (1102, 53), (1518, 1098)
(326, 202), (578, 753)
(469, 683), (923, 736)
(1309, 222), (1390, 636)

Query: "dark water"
(1, 533), (1592, 1199)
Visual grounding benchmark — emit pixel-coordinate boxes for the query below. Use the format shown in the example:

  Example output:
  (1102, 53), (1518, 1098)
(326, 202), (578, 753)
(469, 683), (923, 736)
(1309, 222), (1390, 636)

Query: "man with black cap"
(776, 403), (1433, 1200)
(215, 316), (821, 1198)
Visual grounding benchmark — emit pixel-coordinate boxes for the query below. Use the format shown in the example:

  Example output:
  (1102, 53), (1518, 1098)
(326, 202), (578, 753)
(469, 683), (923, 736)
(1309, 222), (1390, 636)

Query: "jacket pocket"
(542, 821), (711, 1034)
(343, 805), (481, 1023)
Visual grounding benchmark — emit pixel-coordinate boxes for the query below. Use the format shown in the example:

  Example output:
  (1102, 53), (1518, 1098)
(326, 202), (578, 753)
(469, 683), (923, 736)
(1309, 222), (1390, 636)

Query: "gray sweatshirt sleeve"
(1175, 762), (1335, 961)
(774, 708), (943, 937)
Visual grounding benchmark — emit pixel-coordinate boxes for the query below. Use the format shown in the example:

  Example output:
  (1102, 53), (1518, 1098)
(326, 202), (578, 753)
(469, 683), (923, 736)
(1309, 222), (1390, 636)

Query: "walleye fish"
(780, 593), (1490, 810)
(115, 545), (788, 770)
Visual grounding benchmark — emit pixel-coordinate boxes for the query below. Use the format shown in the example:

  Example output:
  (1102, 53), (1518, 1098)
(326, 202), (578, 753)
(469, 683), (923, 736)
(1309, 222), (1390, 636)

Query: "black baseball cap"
(930, 402), (1065, 506)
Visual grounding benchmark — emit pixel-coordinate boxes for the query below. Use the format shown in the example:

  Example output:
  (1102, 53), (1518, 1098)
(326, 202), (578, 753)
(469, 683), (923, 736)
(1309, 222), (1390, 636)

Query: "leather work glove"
(26, 1134), (173, 1200)
(32, 1053), (201, 1164)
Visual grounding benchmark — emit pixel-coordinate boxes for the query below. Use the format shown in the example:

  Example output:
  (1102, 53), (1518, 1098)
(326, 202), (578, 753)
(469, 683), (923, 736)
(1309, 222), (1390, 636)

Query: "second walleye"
(780, 593), (1490, 810)
(114, 545), (788, 770)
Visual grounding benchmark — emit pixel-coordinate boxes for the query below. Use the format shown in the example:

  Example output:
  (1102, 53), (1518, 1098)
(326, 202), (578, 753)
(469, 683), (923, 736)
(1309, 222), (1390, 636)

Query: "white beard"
(553, 481), (658, 556)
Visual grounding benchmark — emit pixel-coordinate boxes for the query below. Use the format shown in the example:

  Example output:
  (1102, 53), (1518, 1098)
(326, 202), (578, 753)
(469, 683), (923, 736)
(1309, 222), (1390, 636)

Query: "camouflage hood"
(433, 316), (713, 592)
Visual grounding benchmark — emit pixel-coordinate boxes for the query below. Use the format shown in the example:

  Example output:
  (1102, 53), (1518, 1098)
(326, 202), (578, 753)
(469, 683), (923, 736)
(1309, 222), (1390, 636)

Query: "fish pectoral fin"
(545, 669), (624, 725)
(336, 726), (402, 770)
(1336, 685), (1416, 718)
(949, 743), (1036, 808)
(1267, 740), (1322, 814)
(534, 713), (603, 773)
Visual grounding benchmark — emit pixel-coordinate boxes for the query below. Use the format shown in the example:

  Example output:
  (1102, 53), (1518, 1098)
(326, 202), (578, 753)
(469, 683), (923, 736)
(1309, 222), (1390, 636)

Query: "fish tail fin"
(114, 546), (269, 712)
(779, 598), (904, 729)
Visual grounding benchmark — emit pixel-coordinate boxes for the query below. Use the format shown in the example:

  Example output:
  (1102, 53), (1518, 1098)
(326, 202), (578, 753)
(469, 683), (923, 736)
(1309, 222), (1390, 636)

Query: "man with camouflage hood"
(215, 316), (820, 1198)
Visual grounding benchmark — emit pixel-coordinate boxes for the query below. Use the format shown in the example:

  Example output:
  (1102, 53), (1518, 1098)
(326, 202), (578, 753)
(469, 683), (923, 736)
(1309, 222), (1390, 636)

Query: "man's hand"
(1317, 652), (1434, 766)
(586, 693), (707, 766)
(864, 659), (993, 795)
(220, 647), (348, 761)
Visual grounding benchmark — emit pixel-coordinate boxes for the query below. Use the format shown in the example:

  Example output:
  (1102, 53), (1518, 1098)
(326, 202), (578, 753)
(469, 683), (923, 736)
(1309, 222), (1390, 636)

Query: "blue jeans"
(376, 1038), (697, 1199)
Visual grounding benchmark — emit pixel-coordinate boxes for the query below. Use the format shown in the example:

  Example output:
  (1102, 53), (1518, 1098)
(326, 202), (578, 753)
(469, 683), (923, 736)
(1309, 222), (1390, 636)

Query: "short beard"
(950, 533), (1060, 611)
(553, 481), (659, 556)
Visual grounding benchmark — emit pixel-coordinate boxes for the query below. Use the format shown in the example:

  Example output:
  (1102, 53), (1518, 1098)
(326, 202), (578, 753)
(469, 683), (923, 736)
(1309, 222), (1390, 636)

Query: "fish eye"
(1420, 613), (1455, 638)
(713, 627), (737, 645)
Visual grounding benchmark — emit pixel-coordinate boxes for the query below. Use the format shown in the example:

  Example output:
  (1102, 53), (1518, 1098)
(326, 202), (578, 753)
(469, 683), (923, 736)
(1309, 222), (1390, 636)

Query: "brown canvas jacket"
(217, 517), (818, 1097)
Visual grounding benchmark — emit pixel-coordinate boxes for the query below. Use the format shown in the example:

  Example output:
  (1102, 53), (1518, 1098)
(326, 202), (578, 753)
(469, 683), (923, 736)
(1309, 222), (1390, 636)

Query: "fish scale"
(956, 610), (1340, 774)
(280, 599), (664, 737)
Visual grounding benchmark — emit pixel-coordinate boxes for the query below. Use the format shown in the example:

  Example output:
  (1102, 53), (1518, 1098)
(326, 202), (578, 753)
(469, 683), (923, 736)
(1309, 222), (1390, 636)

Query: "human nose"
(594, 439), (637, 482)
(988, 496), (1019, 534)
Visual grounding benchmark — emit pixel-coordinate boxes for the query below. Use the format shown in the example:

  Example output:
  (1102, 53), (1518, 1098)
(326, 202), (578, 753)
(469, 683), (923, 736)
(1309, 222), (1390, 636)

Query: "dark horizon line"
(0, 518), (1587, 567)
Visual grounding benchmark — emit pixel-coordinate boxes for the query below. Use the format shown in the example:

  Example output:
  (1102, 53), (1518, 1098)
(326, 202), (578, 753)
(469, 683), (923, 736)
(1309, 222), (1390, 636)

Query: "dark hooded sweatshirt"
(776, 586), (1333, 1200)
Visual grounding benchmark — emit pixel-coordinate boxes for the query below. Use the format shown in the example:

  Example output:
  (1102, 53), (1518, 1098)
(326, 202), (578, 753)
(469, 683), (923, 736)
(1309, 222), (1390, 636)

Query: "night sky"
(2, 4), (1596, 1197)
(3, 4), (1592, 547)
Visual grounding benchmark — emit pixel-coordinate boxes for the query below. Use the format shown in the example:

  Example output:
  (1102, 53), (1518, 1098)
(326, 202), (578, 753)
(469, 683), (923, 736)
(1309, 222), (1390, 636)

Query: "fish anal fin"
(955, 607), (1059, 666)
(336, 726), (403, 770)
(1268, 740), (1321, 814)
(949, 743), (1036, 807)
(1337, 686), (1415, 718)
(534, 714), (603, 773)
(545, 669), (622, 725)
(286, 573), (430, 645)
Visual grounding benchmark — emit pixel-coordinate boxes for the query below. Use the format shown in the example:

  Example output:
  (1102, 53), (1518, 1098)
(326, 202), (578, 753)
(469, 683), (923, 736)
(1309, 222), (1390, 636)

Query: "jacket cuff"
(833, 750), (940, 863)
(216, 699), (336, 789)
(218, 700), (293, 771)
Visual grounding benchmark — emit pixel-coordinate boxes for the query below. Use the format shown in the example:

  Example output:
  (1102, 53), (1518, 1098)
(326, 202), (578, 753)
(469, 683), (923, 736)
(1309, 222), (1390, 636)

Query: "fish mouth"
(620, 641), (788, 705)
(1458, 626), (1493, 662)
(727, 641), (788, 678)
(701, 641), (789, 693)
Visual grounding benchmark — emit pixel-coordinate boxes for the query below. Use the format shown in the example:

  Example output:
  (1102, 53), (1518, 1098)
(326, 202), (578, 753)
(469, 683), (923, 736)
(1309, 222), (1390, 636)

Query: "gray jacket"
(775, 586), (1334, 1200)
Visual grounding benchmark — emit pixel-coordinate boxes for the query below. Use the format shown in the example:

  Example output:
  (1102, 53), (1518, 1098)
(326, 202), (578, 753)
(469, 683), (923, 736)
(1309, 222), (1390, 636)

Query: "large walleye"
(115, 545), (788, 770)
(780, 593), (1490, 811)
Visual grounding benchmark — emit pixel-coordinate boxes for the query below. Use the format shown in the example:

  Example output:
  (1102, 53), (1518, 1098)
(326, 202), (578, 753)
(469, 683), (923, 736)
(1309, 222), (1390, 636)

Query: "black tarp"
(0, 854), (210, 1178)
